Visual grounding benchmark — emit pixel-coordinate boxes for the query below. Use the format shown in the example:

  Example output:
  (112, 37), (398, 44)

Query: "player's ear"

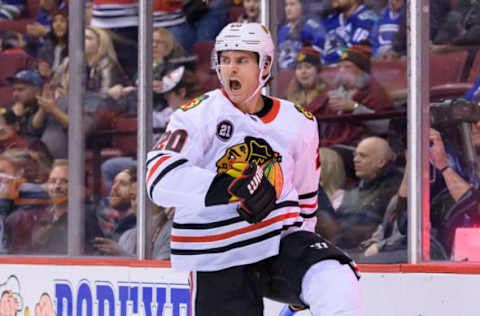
(262, 56), (272, 77)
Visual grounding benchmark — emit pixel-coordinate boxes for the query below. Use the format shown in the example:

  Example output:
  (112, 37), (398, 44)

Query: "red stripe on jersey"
(146, 155), (171, 183)
(261, 98), (280, 123)
(171, 212), (300, 242)
(299, 203), (318, 209)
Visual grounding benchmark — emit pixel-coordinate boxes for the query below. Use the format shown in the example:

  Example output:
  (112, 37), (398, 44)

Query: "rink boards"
(0, 259), (479, 316)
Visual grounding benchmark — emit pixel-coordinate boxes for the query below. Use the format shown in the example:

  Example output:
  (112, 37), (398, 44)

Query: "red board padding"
(0, 258), (480, 274)
(0, 257), (171, 268)
(453, 228), (480, 261)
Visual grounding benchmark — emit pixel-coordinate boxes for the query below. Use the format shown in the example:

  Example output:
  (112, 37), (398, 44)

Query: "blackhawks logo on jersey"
(181, 94), (209, 111)
(216, 136), (283, 199)
(294, 104), (314, 120)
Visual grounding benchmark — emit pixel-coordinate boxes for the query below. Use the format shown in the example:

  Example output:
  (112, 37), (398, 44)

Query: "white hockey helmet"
(214, 23), (275, 102)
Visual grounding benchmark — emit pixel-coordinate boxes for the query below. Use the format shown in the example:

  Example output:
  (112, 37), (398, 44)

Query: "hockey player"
(146, 22), (362, 316)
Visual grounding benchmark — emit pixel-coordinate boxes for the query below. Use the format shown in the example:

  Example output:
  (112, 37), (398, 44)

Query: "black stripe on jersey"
(173, 200), (300, 230)
(282, 222), (303, 230)
(149, 158), (187, 198)
(300, 211), (317, 218)
(173, 216), (244, 230)
(299, 190), (318, 199)
(275, 200), (299, 208)
(171, 229), (282, 255)
(146, 152), (166, 168)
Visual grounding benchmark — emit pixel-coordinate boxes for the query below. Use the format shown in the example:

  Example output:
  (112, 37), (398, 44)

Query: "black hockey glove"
(227, 162), (277, 224)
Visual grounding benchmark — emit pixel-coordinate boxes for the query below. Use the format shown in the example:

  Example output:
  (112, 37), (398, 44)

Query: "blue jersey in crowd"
(370, 7), (403, 56)
(461, 77), (480, 103)
(0, 0), (24, 20)
(319, 4), (377, 65)
(277, 18), (325, 69)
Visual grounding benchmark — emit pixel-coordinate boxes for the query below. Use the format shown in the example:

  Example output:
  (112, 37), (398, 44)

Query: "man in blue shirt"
(319, 0), (377, 65)
(370, 0), (404, 58)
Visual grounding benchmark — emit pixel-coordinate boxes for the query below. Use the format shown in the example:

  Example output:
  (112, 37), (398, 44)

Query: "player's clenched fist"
(227, 162), (277, 223)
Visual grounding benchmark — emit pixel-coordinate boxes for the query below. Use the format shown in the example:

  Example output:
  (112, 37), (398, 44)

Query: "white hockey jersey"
(146, 89), (320, 272)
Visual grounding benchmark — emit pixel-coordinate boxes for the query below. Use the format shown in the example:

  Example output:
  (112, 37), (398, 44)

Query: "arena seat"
(429, 50), (469, 86)
(228, 5), (243, 23)
(26, 0), (40, 18)
(371, 60), (407, 93)
(0, 86), (13, 106)
(275, 69), (295, 98)
(111, 116), (137, 157)
(0, 52), (35, 85)
(193, 40), (215, 73)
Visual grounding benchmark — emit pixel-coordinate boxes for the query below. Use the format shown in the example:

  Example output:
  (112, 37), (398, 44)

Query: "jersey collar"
(220, 88), (280, 124)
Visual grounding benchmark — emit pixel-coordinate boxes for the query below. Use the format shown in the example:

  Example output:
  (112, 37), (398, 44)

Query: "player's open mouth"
(229, 79), (242, 91)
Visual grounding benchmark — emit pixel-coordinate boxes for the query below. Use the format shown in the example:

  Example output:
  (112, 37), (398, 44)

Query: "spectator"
(433, 0), (480, 46)
(277, 0), (325, 69)
(319, 0), (377, 65)
(237, 0), (260, 23)
(319, 147), (347, 211)
(354, 151), (407, 263)
(94, 201), (173, 259)
(319, 136), (403, 250)
(31, 159), (104, 254)
(152, 66), (198, 139)
(104, 166), (137, 241)
(6, 70), (46, 141)
(107, 27), (190, 102)
(0, 108), (29, 152)
(93, 166), (137, 255)
(1, 31), (28, 54)
(313, 43), (394, 147)
(91, 0), (138, 78)
(461, 76), (480, 103)
(392, 0), (450, 56)
(36, 8), (69, 80)
(175, 0), (228, 53)
(370, 0), (404, 60)
(0, 0), (24, 20)
(84, 26), (129, 96)
(285, 45), (329, 111)
(357, 128), (478, 262)
(25, 0), (67, 57)
(35, 82), (69, 159)
(1, 149), (51, 253)
(314, 147), (349, 241)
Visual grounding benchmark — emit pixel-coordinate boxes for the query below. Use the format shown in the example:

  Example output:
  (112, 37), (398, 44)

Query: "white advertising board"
(1, 263), (480, 316)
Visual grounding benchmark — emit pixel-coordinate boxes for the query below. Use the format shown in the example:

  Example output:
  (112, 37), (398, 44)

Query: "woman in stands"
(84, 26), (129, 96)
(237, 0), (260, 23)
(285, 45), (329, 115)
(107, 27), (192, 102)
(36, 8), (69, 80)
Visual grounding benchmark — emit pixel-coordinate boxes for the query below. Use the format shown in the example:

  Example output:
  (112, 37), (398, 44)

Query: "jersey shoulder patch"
(294, 103), (314, 121)
(181, 94), (209, 111)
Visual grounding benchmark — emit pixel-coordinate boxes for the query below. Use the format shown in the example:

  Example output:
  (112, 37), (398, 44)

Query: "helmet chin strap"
(243, 70), (270, 104)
